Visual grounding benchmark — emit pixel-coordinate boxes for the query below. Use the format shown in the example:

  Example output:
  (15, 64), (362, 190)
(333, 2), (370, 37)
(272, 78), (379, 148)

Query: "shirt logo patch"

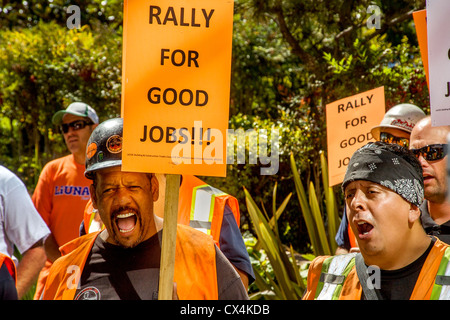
(55, 186), (90, 200)
(75, 286), (101, 300)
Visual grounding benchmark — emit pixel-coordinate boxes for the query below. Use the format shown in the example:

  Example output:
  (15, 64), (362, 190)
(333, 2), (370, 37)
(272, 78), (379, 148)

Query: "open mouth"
(115, 212), (137, 234)
(357, 221), (374, 237)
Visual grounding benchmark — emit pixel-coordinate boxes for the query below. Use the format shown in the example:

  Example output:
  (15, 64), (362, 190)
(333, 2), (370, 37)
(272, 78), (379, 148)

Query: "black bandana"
(342, 142), (424, 207)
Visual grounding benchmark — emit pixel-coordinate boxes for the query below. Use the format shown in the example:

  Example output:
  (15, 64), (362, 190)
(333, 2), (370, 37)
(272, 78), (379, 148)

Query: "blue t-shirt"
(219, 205), (255, 284)
(335, 206), (351, 251)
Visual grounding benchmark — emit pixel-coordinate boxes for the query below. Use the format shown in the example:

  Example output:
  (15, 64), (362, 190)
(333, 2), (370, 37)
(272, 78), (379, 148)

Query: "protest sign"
(427, 0), (450, 126)
(121, 0), (234, 177)
(413, 9), (429, 89)
(121, 0), (234, 300)
(326, 87), (385, 186)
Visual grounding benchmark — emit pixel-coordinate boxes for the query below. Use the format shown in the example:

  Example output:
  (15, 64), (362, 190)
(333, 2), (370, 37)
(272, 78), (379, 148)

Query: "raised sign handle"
(158, 174), (180, 300)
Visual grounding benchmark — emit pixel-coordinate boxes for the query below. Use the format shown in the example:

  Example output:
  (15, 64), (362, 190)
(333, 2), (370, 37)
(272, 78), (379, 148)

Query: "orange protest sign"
(121, 0), (234, 177)
(326, 87), (385, 186)
(413, 9), (429, 89)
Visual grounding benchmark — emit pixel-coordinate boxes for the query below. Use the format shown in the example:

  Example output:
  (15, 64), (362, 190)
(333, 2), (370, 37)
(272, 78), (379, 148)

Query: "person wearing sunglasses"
(335, 103), (426, 255)
(304, 142), (450, 300)
(410, 116), (450, 245)
(31, 102), (99, 299)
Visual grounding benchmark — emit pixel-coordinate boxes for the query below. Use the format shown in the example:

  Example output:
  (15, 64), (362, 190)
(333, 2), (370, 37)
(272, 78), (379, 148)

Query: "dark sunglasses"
(60, 120), (94, 134)
(379, 132), (410, 148)
(410, 144), (448, 162)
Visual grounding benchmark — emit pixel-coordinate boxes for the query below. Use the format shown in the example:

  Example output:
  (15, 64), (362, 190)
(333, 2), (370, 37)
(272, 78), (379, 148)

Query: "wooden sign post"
(158, 174), (180, 300)
(121, 0), (234, 299)
(325, 87), (386, 186)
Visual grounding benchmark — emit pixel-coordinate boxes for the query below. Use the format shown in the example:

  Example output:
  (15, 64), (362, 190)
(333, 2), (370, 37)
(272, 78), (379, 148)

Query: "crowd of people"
(0, 102), (253, 300)
(1, 98), (450, 300)
(305, 103), (450, 300)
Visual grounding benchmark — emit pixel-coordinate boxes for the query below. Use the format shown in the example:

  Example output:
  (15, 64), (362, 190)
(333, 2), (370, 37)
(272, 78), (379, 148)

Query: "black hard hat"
(85, 117), (123, 180)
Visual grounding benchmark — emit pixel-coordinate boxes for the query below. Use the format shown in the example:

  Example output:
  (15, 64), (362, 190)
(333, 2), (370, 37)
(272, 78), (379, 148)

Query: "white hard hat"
(371, 103), (426, 140)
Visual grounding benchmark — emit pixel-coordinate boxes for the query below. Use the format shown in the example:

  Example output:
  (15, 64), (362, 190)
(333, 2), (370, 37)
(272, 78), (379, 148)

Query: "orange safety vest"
(0, 253), (16, 284)
(303, 239), (450, 300)
(41, 224), (218, 300)
(84, 175), (240, 248)
(178, 175), (240, 247)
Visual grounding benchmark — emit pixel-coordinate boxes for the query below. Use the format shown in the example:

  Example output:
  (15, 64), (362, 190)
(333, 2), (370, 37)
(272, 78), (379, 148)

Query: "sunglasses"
(60, 120), (94, 134)
(379, 132), (410, 148)
(410, 144), (448, 162)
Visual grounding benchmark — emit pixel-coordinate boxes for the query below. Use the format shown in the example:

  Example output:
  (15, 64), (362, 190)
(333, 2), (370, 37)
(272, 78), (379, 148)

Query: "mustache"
(111, 206), (139, 218)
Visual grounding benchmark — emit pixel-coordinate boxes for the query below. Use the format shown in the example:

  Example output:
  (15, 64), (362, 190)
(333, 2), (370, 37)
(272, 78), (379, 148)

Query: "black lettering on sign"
(338, 157), (350, 168)
(149, 6), (215, 28)
(161, 48), (199, 67)
(337, 94), (374, 113)
(139, 125), (211, 145)
(148, 87), (208, 107)
(345, 116), (367, 129)
(339, 132), (372, 148)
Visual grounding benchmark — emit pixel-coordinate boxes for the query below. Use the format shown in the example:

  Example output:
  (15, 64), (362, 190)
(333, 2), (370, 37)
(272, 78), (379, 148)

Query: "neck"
(428, 200), (450, 225)
(363, 229), (431, 270)
(73, 152), (86, 165)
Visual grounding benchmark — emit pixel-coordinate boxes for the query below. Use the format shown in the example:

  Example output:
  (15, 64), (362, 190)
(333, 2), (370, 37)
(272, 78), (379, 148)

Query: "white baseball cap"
(52, 102), (99, 125)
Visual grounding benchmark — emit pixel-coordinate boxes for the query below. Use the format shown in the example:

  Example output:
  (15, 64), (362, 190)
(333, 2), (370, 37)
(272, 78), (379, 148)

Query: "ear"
(151, 174), (159, 202)
(90, 184), (98, 209)
(408, 203), (421, 224)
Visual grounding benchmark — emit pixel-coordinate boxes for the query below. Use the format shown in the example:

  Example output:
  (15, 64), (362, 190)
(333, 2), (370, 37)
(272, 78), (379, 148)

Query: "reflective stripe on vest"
(431, 247), (450, 300)
(316, 246), (450, 300)
(190, 184), (226, 235)
(316, 253), (357, 300)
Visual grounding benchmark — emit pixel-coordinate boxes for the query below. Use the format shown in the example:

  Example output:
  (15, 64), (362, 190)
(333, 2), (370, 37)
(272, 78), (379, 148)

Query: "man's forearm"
(16, 244), (47, 299)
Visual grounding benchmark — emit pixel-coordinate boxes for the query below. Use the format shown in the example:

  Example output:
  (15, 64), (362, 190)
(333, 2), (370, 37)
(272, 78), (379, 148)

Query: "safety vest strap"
(190, 184), (226, 235)
(319, 273), (345, 285)
(435, 275), (450, 286)
(316, 253), (357, 300)
(430, 246), (450, 300)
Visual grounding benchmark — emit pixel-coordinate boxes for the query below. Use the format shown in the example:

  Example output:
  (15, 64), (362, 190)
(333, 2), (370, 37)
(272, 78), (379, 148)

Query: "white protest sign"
(427, 0), (450, 126)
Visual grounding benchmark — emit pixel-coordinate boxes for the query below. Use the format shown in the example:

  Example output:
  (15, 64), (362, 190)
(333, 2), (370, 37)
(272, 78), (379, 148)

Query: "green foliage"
(0, 0), (431, 267)
(0, 0), (124, 30)
(203, 110), (318, 252)
(244, 184), (305, 299)
(245, 152), (339, 299)
(0, 20), (122, 187)
(290, 152), (340, 256)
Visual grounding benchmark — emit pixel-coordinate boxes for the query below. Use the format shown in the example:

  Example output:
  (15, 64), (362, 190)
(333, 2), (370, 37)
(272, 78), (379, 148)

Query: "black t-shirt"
(420, 201), (450, 244)
(74, 230), (248, 300)
(364, 238), (435, 300)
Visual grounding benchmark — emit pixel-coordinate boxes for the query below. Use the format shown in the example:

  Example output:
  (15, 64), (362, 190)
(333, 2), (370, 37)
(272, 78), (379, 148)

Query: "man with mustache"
(41, 118), (248, 300)
(303, 142), (450, 300)
(409, 116), (450, 243)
